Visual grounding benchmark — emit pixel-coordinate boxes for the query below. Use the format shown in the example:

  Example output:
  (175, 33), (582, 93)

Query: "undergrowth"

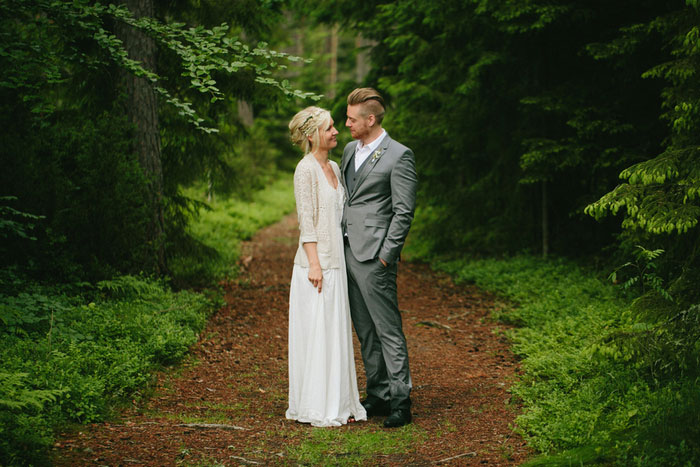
(0, 275), (212, 465)
(428, 255), (700, 466)
(0, 175), (297, 465)
(170, 175), (296, 287)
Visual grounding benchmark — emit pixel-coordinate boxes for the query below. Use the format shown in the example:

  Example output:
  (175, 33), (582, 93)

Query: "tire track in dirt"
(53, 213), (529, 466)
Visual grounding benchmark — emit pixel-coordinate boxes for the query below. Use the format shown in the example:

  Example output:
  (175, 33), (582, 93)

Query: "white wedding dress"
(286, 172), (367, 427)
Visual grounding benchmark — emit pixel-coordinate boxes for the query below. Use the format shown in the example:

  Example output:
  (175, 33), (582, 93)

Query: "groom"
(341, 88), (417, 428)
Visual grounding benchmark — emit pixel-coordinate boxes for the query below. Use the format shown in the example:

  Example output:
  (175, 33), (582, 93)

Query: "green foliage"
(0, 197), (44, 242)
(586, 7), (700, 238)
(170, 175), (296, 287)
(0, 372), (63, 412)
(295, 1), (700, 463)
(0, 0), (321, 282)
(96, 275), (167, 300)
(609, 246), (673, 302)
(0, 102), (154, 279)
(2, 0), (319, 133)
(304, 0), (674, 258)
(0, 289), (72, 337)
(0, 170), (295, 463)
(0, 372), (64, 465)
(0, 276), (212, 463)
(599, 303), (700, 385)
(436, 255), (700, 465)
(586, 148), (700, 234)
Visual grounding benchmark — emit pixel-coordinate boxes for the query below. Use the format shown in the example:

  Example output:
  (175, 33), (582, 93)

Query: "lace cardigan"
(293, 154), (344, 270)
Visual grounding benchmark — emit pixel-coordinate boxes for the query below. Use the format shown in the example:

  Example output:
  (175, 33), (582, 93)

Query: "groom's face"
(346, 104), (371, 142)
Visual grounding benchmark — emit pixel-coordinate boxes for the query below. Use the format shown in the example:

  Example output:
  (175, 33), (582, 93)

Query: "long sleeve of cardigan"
(294, 162), (317, 244)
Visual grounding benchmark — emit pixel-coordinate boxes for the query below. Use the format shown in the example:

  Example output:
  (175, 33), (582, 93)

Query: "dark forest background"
(1, 0), (699, 465)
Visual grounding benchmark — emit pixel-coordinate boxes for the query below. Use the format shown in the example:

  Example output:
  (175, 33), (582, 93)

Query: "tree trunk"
(355, 35), (370, 83)
(206, 168), (214, 203)
(117, 0), (166, 274)
(542, 180), (549, 259)
(236, 29), (255, 128)
(296, 17), (304, 59)
(329, 24), (339, 99)
(237, 100), (254, 127)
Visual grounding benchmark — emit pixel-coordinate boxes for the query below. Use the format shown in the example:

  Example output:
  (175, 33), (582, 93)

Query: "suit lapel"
(341, 141), (357, 174)
(349, 134), (392, 200)
(340, 142), (358, 193)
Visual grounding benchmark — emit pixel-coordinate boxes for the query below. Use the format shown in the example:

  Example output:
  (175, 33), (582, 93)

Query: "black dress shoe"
(361, 398), (391, 417)
(383, 409), (412, 428)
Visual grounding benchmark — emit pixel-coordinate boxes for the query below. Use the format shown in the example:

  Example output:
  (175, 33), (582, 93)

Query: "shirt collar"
(356, 129), (387, 154)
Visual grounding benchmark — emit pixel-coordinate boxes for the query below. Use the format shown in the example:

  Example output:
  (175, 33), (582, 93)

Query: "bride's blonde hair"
(289, 106), (331, 154)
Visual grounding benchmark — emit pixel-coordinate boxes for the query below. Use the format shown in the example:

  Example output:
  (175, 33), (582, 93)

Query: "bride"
(285, 106), (367, 427)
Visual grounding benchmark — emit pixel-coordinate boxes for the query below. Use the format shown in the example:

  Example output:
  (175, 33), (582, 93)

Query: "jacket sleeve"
(380, 149), (417, 264)
(294, 162), (317, 244)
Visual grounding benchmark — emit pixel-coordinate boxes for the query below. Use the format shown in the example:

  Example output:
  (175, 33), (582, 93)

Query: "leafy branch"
(2, 0), (321, 133)
(0, 196), (44, 241)
(609, 245), (673, 302)
(585, 147), (700, 234)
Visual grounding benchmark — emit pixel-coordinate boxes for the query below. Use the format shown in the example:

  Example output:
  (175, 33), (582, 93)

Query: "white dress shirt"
(354, 129), (387, 171)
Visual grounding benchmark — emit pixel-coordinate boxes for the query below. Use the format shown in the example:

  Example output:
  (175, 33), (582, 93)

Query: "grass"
(171, 176), (296, 286)
(428, 255), (700, 466)
(287, 424), (426, 465)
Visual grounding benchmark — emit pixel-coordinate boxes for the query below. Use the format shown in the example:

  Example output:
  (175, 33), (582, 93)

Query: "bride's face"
(316, 119), (339, 152)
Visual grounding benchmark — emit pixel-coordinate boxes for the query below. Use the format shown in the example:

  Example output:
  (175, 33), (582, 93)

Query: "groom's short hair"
(348, 88), (385, 124)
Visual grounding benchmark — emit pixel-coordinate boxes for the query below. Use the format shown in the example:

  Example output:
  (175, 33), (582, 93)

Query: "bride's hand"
(308, 264), (323, 293)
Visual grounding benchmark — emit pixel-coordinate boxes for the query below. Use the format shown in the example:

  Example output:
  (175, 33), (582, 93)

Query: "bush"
(434, 255), (700, 465)
(0, 276), (212, 464)
(170, 175), (296, 287)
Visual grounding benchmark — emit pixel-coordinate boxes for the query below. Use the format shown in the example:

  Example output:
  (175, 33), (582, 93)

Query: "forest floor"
(53, 214), (530, 466)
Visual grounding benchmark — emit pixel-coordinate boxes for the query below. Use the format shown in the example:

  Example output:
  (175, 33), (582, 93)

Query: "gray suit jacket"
(340, 133), (417, 264)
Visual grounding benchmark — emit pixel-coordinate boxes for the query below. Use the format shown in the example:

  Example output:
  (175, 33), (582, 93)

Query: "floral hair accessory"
(300, 108), (326, 136)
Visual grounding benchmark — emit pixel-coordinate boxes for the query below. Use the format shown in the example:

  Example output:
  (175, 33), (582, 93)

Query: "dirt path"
(54, 214), (529, 466)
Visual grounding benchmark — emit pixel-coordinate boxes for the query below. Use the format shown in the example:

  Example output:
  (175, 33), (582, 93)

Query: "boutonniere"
(371, 150), (382, 163)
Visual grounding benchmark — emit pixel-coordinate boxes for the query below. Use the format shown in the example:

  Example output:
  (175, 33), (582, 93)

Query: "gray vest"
(344, 152), (372, 196)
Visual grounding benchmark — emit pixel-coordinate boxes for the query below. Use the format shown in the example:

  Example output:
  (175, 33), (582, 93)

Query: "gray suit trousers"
(344, 242), (412, 410)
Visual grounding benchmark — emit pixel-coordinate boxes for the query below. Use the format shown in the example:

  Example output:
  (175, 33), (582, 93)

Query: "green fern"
(0, 372), (63, 411)
(609, 246), (673, 302)
(96, 275), (164, 299)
